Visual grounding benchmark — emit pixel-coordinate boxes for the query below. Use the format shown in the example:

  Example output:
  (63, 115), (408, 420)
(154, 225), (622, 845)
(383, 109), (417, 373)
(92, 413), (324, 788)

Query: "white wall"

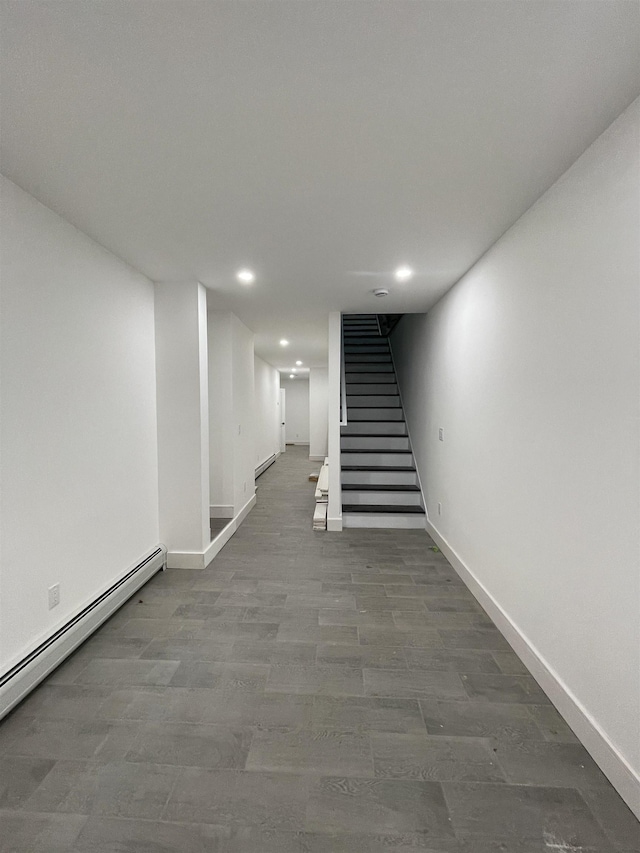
(391, 100), (640, 810)
(208, 310), (256, 516)
(0, 176), (160, 670)
(280, 377), (309, 443)
(155, 282), (210, 557)
(309, 367), (328, 460)
(208, 312), (234, 511)
(254, 355), (281, 467)
(231, 314), (256, 513)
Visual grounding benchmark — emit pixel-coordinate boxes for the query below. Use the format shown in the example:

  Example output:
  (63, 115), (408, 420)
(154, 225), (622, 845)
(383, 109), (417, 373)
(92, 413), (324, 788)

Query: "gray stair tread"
(346, 391), (399, 395)
(342, 483), (420, 491)
(342, 504), (425, 514)
(342, 448), (411, 454)
(341, 465), (417, 472)
(341, 433), (406, 438)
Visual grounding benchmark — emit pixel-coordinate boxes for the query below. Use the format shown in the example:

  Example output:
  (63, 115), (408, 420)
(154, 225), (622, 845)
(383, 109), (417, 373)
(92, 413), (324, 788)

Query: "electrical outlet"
(48, 583), (60, 610)
(437, 502), (442, 516)
(438, 428), (444, 441)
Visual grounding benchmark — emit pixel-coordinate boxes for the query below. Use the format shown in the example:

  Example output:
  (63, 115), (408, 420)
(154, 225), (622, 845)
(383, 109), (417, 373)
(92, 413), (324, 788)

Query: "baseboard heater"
(0, 545), (166, 721)
(255, 453), (277, 479)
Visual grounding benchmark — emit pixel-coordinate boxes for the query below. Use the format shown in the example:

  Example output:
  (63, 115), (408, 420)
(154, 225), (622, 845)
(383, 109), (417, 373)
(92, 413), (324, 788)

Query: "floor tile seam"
(158, 765), (184, 821)
(573, 787), (640, 850)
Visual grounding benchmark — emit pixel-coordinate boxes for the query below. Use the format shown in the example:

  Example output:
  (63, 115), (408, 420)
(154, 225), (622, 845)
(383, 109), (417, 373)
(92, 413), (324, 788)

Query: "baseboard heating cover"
(0, 545), (167, 721)
(256, 453), (277, 479)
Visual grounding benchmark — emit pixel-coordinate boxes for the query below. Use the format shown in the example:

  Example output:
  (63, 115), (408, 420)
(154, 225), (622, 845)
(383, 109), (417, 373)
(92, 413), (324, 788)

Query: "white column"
(155, 281), (210, 566)
(309, 367), (328, 460)
(327, 311), (343, 531)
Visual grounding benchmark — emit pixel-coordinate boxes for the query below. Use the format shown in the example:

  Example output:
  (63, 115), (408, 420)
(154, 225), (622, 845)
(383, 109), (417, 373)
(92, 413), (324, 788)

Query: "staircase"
(341, 314), (426, 528)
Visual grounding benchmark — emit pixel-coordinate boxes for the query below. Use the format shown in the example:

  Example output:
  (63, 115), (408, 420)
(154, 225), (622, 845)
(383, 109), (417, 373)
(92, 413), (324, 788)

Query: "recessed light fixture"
(295, 360), (302, 366)
(394, 265), (413, 282)
(280, 339), (289, 346)
(236, 269), (255, 284)
(289, 374), (295, 379)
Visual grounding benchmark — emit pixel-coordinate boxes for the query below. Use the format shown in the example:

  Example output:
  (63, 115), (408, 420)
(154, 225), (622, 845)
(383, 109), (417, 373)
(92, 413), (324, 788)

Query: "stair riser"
(343, 513), (425, 529)
(347, 408), (404, 420)
(345, 373), (396, 383)
(343, 363), (394, 373)
(341, 422), (407, 435)
(344, 348), (390, 356)
(346, 383), (398, 395)
(341, 470), (418, 485)
(343, 336), (386, 345)
(344, 491), (422, 506)
(341, 452), (414, 467)
(347, 396), (400, 407)
(341, 436), (410, 450)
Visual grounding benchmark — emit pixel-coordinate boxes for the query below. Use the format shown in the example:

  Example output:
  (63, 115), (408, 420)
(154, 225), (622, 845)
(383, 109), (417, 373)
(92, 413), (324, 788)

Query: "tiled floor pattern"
(0, 446), (638, 851)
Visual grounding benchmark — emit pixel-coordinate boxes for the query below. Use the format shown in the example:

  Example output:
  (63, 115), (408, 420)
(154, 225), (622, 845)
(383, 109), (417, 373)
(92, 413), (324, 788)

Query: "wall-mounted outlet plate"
(48, 583), (60, 609)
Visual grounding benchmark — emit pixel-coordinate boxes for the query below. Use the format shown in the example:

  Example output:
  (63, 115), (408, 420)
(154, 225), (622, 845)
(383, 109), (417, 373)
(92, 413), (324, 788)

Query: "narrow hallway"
(0, 447), (636, 851)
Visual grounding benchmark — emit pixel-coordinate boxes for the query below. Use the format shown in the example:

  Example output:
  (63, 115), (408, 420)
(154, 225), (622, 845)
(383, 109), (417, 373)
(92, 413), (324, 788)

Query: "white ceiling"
(2, 1), (639, 370)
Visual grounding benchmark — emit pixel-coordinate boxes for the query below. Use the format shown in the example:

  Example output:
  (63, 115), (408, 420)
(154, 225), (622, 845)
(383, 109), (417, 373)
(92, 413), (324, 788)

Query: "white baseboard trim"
(209, 505), (234, 519)
(286, 442), (310, 446)
(167, 494), (257, 570)
(327, 515), (343, 532)
(426, 520), (640, 819)
(256, 453), (277, 479)
(0, 545), (166, 721)
(309, 455), (326, 461)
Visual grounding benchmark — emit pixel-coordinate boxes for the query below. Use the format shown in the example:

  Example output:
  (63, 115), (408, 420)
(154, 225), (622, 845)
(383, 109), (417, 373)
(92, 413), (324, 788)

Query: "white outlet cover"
(48, 583), (60, 609)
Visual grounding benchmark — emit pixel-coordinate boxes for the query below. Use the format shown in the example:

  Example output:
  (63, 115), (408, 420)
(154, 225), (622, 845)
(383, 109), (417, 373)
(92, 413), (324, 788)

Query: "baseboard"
(256, 453), (277, 479)
(426, 520), (640, 819)
(0, 545), (166, 721)
(286, 442), (310, 446)
(167, 493), (257, 569)
(209, 504), (234, 518)
(309, 455), (326, 461)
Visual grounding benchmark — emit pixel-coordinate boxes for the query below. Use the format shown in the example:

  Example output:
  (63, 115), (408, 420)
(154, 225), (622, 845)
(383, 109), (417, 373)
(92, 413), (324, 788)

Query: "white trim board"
(209, 505), (234, 518)
(426, 519), (640, 819)
(167, 493), (257, 569)
(256, 452), (279, 479)
(0, 545), (166, 721)
(309, 455), (326, 461)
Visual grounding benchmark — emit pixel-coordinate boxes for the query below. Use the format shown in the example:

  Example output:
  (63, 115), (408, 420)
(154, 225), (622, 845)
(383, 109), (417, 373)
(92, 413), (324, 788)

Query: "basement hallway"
(0, 446), (637, 852)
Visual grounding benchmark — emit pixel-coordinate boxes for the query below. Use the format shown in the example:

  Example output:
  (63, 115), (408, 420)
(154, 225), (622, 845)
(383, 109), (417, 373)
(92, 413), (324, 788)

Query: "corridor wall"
(0, 176), (160, 674)
(254, 355), (281, 470)
(391, 99), (640, 813)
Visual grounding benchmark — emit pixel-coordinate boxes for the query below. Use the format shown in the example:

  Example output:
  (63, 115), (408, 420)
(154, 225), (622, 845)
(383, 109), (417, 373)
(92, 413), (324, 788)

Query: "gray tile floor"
(1, 446), (638, 852)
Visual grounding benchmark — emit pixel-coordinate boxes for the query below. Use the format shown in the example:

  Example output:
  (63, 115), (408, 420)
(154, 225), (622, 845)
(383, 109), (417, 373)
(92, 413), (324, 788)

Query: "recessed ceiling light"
(295, 360), (302, 366)
(280, 339), (289, 346)
(236, 269), (255, 284)
(289, 374), (295, 379)
(394, 265), (414, 282)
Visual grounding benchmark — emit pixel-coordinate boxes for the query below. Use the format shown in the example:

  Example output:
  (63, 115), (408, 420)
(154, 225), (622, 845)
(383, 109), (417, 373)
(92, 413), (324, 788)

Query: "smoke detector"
(373, 288), (389, 298)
